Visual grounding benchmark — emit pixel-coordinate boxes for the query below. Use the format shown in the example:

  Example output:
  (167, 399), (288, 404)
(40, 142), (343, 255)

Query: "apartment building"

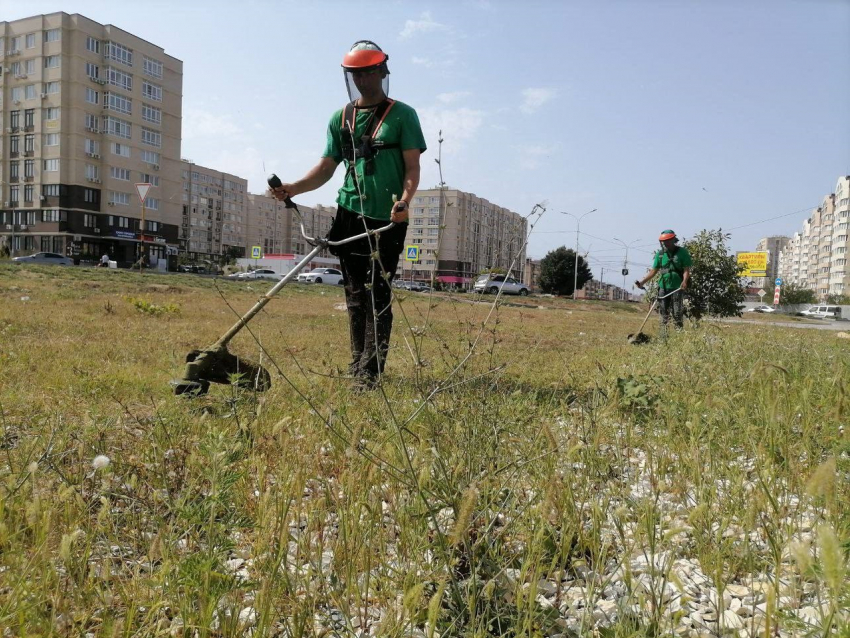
(401, 187), (527, 285)
(748, 236), (790, 288)
(0, 13), (182, 265)
(523, 257), (541, 291)
(574, 279), (631, 301)
(777, 176), (850, 297)
(180, 160), (246, 261)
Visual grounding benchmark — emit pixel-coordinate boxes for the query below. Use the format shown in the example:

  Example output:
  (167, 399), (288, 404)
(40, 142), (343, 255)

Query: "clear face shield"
(343, 65), (390, 103)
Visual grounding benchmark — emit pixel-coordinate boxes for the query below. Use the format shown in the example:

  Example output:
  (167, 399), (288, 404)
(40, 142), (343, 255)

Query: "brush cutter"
(627, 288), (682, 345)
(171, 174), (394, 396)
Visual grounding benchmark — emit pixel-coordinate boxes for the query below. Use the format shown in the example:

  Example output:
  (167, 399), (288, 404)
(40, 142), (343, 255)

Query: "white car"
(237, 269), (281, 281)
(12, 252), (73, 266)
(297, 268), (344, 285)
(746, 305), (776, 313)
(473, 274), (529, 296)
(799, 305), (842, 319)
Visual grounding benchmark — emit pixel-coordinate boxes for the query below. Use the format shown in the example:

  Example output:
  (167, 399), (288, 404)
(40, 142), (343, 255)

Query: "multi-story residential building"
(749, 236), (790, 288)
(575, 279), (631, 301)
(401, 187), (527, 285)
(180, 160), (246, 261)
(0, 13), (182, 265)
(244, 194), (337, 260)
(777, 176), (850, 297)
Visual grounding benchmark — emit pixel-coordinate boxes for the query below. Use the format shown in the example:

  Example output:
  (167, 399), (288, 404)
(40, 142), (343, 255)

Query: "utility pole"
(560, 208), (597, 298)
(613, 237), (642, 296)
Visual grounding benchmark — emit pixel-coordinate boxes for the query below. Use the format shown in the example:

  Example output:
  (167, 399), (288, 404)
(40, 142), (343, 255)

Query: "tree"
(538, 246), (593, 296)
(825, 293), (850, 305)
(781, 283), (817, 305)
(680, 229), (746, 320)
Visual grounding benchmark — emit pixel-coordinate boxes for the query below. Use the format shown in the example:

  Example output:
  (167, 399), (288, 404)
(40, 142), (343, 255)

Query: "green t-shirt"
(323, 100), (427, 220)
(652, 245), (692, 289)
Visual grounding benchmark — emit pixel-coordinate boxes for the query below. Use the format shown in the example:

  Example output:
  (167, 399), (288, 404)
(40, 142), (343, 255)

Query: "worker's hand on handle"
(390, 200), (409, 223)
(635, 280), (645, 290)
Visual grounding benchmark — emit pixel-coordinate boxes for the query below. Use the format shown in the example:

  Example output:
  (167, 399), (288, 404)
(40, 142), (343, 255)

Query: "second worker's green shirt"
(323, 100), (427, 220)
(652, 245), (693, 289)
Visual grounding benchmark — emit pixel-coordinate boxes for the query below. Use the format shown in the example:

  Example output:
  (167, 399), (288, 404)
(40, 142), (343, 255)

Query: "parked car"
(798, 305), (842, 319)
(393, 280), (431, 292)
(473, 274), (529, 296)
(746, 305), (776, 313)
(297, 268), (344, 285)
(177, 264), (207, 274)
(12, 252), (73, 266)
(239, 268), (282, 281)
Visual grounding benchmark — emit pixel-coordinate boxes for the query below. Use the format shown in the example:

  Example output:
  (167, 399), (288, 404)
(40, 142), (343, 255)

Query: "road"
(718, 317), (848, 331)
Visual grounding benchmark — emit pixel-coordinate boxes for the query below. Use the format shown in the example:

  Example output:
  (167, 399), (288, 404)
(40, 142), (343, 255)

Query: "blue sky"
(6, 0), (850, 280)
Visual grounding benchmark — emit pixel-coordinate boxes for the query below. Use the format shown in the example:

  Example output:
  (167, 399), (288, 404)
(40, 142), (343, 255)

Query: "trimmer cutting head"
(171, 347), (271, 396)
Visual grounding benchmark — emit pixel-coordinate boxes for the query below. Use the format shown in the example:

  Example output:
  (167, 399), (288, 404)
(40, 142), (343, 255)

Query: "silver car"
(473, 274), (529, 296)
(12, 252), (73, 266)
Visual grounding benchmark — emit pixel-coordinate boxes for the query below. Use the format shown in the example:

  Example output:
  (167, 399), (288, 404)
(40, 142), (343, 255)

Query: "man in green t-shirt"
(271, 40), (427, 388)
(635, 229), (692, 333)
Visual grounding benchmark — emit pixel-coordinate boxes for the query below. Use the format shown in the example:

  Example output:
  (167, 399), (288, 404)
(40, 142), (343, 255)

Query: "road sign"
(621, 268), (629, 276)
(775, 278), (782, 286)
(405, 245), (419, 262)
(134, 183), (152, 204)
(773, 285), (781, 305)
(757, 289), (766, 298)
(251, 246), (262, 259)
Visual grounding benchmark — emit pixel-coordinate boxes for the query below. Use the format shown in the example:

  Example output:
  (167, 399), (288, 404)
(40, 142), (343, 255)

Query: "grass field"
(0, 263), (847, 637)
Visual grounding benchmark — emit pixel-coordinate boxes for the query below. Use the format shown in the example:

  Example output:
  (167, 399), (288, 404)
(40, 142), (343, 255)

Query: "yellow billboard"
(737, 251), (769, 277)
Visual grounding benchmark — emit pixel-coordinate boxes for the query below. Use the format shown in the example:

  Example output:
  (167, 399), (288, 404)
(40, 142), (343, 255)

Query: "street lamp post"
(560, 208), (597, 298)
(613, 237), (642, 297)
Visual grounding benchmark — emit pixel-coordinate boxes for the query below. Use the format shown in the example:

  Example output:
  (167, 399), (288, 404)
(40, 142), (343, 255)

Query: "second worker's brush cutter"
(627, 289), (682, 345)
(171, 174), (394, 396)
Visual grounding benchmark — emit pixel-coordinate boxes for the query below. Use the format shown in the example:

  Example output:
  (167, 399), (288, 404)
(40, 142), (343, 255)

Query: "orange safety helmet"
(659, 229), (677, 242)
(341, 41), (390, 102)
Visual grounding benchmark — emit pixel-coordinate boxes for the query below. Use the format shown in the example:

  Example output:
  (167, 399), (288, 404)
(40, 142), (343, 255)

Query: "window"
(44, 159), (59, 172)
(146, 220), (160, 232)
(142, 81), (162, 102)
(141, 103), (161, 124)
(86, 87), (99, 104)
(9, 186), (19, 204)
(10, 162), (19, 179)
(85, 113), (99, 131)
(25, 59), (35, 75)
(107, 67), (133, 91)
(24, 160), (34, 178)
(140, 149), (160, 165)
(11, 87), (23, 102)
(108, 215), (129, 228)
(83, 214), (96, 227)
(10, 61), (21, 76)
(109, 192), (130, 205)
(143, 56), (163, 78)
(24, 135), (34, 152)
(110, 142), (130, 157)
(110, 167), (131, 181)
(85, 138), (100, 155)
(44, 107), (60, 121)
(10, 110), (20, 129)
(26, 34), (36, 49)
(44, 29), (61, 43)
(86, 62), (100, 79)
(86, 36), (100, 53)
(44, 56), (60, 69)
(141, 127), (161, 147)
(103, 115), (131, 139)
(146, 198), (160, 211)
(24, 185), (34, 202)
(45, 81), (60, 94)
(42, 184), (61, 197)
(25, 85), (37, 101)
(106, 92), (132, 115)
(24, 109), (35, 128)
(140, 173), (160, 186)
(42, 210), (65, 222)
(105, 42), (133, 66)
(85, 164), (99, 180)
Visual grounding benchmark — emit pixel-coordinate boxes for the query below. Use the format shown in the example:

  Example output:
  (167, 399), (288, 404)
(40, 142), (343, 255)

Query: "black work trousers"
(658, 288), (684, 332)
(329, 206), (407, 380)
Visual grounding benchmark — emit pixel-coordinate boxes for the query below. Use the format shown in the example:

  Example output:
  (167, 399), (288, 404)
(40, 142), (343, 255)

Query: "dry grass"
(0, 263), (847, 637)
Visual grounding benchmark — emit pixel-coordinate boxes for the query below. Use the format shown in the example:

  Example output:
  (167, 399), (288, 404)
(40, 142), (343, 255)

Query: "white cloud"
(436, 91), (471, 104)
(517, 144), (557, 170)
(412, 56), (433, 67)
(400, 11), (448, 39)
(182, 106), (243, 141)
(418, 106), (485, 150)
(519, 87), (557, 114)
